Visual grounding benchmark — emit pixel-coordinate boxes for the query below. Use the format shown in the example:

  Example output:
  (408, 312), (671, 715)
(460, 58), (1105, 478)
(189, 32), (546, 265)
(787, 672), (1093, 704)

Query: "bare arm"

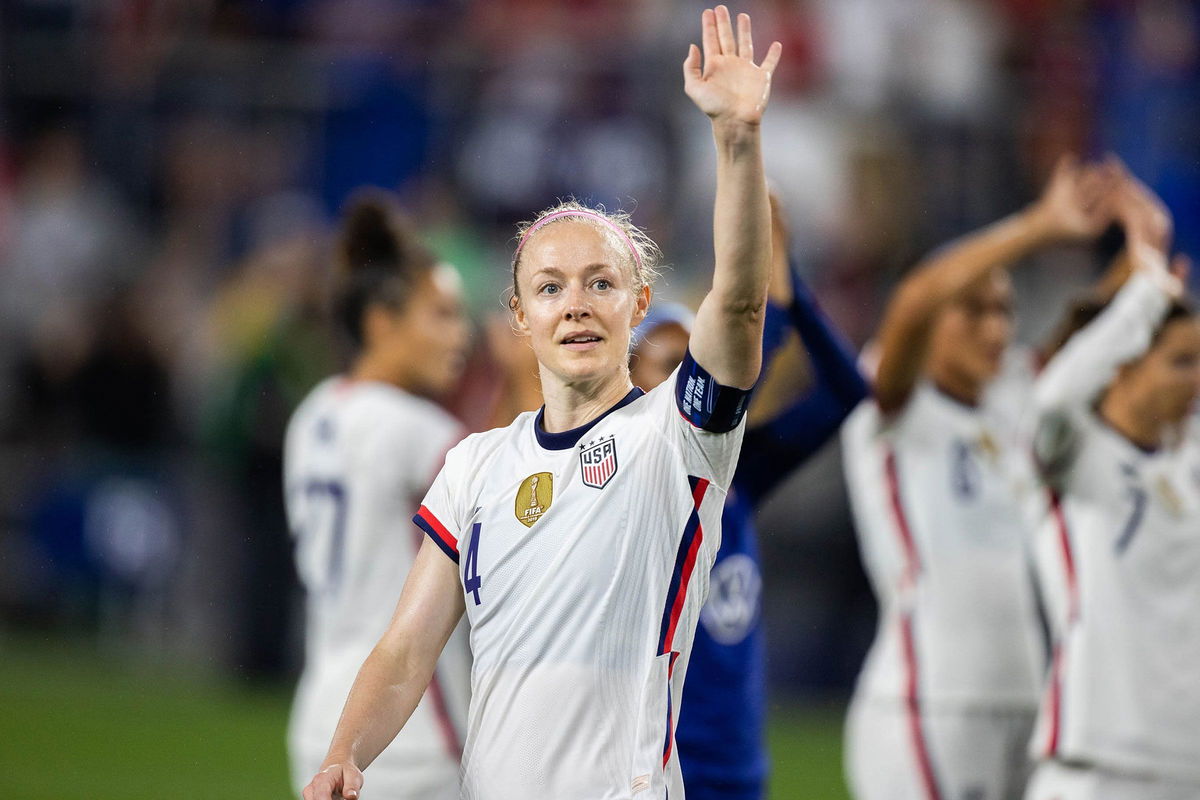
(303, 539), (465, 800)
(1036, 169), (1185, 417)
(685, 6), (782, 389)
(874, 155), (1116, 414)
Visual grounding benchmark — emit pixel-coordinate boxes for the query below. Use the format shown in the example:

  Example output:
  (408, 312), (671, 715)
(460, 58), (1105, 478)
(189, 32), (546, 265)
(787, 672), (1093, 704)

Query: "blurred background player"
(632, 195), (868, 800)
(283, 194), (471, 800)
(301, 7), (781, 798)
(840, 156), (1118, 800)
(1026, 173), (1200, 800)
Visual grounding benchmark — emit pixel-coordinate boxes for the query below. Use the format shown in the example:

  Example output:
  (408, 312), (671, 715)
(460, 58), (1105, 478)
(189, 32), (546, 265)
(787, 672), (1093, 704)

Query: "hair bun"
(340, 192), (403, 272)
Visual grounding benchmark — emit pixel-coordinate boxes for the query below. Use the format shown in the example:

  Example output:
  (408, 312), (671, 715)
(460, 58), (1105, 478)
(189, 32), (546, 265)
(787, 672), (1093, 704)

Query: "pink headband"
(512, 209), (643, 271)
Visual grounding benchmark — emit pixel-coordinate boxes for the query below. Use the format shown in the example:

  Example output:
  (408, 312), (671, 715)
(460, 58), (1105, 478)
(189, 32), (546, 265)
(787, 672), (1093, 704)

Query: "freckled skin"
(513, 221), (649, 389)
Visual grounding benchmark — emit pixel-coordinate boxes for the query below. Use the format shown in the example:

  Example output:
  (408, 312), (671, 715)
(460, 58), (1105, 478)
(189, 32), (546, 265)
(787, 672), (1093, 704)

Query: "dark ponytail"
(335, 190), (435, 347)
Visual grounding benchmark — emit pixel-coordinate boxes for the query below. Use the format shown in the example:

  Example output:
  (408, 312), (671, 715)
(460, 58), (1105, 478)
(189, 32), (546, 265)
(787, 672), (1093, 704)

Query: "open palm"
(684, 6), (782, 126)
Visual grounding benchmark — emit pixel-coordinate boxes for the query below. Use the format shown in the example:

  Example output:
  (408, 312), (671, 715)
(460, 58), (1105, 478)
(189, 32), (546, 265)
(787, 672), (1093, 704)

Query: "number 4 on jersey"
(463, 522), (483, 605)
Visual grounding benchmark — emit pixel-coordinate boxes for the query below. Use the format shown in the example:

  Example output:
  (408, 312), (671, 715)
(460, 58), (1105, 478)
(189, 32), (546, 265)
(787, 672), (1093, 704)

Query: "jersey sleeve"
(413, 442), (469, 563)
(651, 350), (751, 491)
(1033, 271), (1174, 480)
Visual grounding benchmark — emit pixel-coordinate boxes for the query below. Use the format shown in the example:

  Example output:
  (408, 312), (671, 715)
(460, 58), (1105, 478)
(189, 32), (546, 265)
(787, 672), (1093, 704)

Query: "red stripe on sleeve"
(417, 505), (459, 554)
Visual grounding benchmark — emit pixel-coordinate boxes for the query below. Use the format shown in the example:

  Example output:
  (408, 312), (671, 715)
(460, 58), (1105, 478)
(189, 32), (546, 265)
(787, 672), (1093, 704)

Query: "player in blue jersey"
(630, 197), (869, 799)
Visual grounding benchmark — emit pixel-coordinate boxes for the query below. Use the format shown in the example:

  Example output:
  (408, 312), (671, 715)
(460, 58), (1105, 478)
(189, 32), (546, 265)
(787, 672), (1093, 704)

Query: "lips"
(560, 331), (603, 351)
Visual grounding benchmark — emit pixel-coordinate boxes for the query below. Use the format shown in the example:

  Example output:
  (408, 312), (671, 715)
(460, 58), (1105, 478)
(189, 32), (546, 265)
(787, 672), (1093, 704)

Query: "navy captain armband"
(675, 349), (753, 433)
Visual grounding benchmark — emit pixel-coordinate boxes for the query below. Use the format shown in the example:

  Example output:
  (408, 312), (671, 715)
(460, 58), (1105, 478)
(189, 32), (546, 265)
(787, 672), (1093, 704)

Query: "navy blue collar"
(534, 387), (644, 450)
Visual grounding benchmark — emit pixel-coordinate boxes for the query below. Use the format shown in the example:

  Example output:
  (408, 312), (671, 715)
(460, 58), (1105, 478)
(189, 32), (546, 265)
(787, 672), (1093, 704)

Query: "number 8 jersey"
(414, 354), (748, 800)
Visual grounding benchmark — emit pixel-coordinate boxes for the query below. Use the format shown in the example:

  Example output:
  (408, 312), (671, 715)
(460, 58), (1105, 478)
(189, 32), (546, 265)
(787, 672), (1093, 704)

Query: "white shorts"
(846, 695), (1035, 800)
(1024, 760), (1200, 800)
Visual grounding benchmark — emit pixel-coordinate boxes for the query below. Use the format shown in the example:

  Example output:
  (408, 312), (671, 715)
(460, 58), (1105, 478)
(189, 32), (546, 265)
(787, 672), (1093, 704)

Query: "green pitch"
(0, 636), (849, 799)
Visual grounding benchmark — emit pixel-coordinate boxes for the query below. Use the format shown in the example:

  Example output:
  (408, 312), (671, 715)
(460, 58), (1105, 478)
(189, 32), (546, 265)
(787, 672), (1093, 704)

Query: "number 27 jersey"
(414, 363), (745, 800)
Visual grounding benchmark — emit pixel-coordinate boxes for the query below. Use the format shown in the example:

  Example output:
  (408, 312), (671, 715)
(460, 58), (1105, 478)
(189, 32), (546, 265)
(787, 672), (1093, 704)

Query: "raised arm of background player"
(1034, 175), (1189, 481)
(1038, 158), (1176, 363)
(872, 155), (1117, 415)
(735, 195), (869, 506)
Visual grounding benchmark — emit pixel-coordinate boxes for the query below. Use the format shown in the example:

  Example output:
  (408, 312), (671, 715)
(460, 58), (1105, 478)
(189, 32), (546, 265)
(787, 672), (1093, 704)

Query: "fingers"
(715, 5), (737, 57)
(1050, 152), (1080, 184)
(683, 43), (702, 84)
(737, 12), (753, 60)
(1170, 254), (1191, 286)
(701, 8), (719, 63)
(760, 40), (783, 75)
(342, 769), (364, 800)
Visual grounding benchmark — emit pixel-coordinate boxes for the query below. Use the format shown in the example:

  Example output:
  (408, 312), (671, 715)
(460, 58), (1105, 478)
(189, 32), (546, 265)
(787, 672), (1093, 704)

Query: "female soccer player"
(1025, 179), (1200, 800)
(302, 7), (782, 800)
(284, 195), (471, 800)
(631, 199), (868, 800)
(840, 157), (1118, 800)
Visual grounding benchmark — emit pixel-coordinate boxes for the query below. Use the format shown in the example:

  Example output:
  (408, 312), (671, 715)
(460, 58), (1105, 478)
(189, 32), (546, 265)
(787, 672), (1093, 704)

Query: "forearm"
(711, 122), (771, 312)
(788, 270), (868, 407)
(691, 122), (772, 388)
(322, 643), (434, 772)
(874, 205), (1054, 411)
(907, 206), (1054, 311)
(1035, 271), (1173, 414)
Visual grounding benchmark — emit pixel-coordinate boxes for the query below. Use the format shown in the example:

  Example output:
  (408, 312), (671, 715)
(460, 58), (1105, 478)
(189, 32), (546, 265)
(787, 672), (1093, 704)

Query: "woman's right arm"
(873, 156), (1116, 414)
(303, 538), (465, 800)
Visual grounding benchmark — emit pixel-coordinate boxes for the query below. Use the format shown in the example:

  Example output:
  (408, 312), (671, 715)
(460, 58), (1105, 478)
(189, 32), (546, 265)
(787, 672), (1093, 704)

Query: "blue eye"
(540, 284), (560, 295)
(594, 279), (611, 291)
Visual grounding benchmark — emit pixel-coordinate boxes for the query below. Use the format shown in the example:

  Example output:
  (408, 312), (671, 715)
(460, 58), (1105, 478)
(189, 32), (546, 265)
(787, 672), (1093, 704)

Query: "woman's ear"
(511, 295), (530, 336)
(631, 285), (652, 328)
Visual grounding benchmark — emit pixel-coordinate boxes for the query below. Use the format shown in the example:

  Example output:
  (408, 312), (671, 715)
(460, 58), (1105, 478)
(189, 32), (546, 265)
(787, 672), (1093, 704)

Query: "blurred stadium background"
(0, 1), (1196, 797)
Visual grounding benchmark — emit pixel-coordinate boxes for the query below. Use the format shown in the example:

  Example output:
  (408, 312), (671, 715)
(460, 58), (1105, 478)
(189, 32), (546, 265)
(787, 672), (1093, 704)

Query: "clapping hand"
(1031, 154), (1120, 241)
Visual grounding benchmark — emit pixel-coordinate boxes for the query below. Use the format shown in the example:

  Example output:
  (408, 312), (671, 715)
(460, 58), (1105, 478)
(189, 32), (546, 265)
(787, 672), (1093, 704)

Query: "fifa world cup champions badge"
(579, 435), (618, 489)
(515, 472), (554, 527)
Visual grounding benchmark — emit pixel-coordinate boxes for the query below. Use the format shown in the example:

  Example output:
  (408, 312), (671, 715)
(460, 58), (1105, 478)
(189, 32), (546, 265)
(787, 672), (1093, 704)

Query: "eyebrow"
(530, 263), (618, 280)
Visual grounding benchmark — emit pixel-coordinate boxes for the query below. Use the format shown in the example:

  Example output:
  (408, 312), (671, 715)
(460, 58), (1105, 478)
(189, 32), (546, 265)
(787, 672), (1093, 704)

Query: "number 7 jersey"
(414, 360), (746, 800)
(1030, 273), (1200, 781)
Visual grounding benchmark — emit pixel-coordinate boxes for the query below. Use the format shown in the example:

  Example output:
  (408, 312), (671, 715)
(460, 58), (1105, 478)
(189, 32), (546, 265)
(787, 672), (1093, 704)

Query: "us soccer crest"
(515, 472), (553, 527)
(579, 435), (618, 489)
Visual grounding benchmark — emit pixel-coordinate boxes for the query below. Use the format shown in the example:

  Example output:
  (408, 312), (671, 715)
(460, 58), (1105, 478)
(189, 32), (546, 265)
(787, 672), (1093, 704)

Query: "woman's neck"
(350, 353), (403, 390)
(539, 369), (635, 433)
(1099, 389), (1165, 451)
(929, 365), (984, 408)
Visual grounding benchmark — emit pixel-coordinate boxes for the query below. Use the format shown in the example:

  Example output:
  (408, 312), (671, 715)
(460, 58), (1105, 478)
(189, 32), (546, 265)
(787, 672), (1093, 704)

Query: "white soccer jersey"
(1029, 272), (1200, 782)
(284, 377), (471, 798)
(414, 363), (745, 800)
(841, 352), (1046, 710)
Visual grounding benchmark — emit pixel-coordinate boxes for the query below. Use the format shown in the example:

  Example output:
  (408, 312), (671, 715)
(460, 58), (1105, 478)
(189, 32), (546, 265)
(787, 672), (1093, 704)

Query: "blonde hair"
(509, 200), (662, 306)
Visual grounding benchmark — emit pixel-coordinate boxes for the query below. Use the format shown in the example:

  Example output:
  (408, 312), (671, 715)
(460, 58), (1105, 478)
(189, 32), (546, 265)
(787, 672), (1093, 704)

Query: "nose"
(563, 286), (591, 321)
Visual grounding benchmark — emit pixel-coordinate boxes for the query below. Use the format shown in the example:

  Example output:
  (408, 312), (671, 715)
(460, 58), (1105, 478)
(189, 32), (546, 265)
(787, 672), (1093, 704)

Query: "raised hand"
(1110, 156), (1173, 254)
(1031, 154), (1119, 241)
(683, 6), (782, 127)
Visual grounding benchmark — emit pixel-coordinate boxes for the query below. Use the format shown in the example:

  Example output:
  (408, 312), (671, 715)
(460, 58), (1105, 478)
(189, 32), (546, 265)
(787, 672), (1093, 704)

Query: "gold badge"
(1155, 475), (1183, 517)
(515, 472), (553, 528)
